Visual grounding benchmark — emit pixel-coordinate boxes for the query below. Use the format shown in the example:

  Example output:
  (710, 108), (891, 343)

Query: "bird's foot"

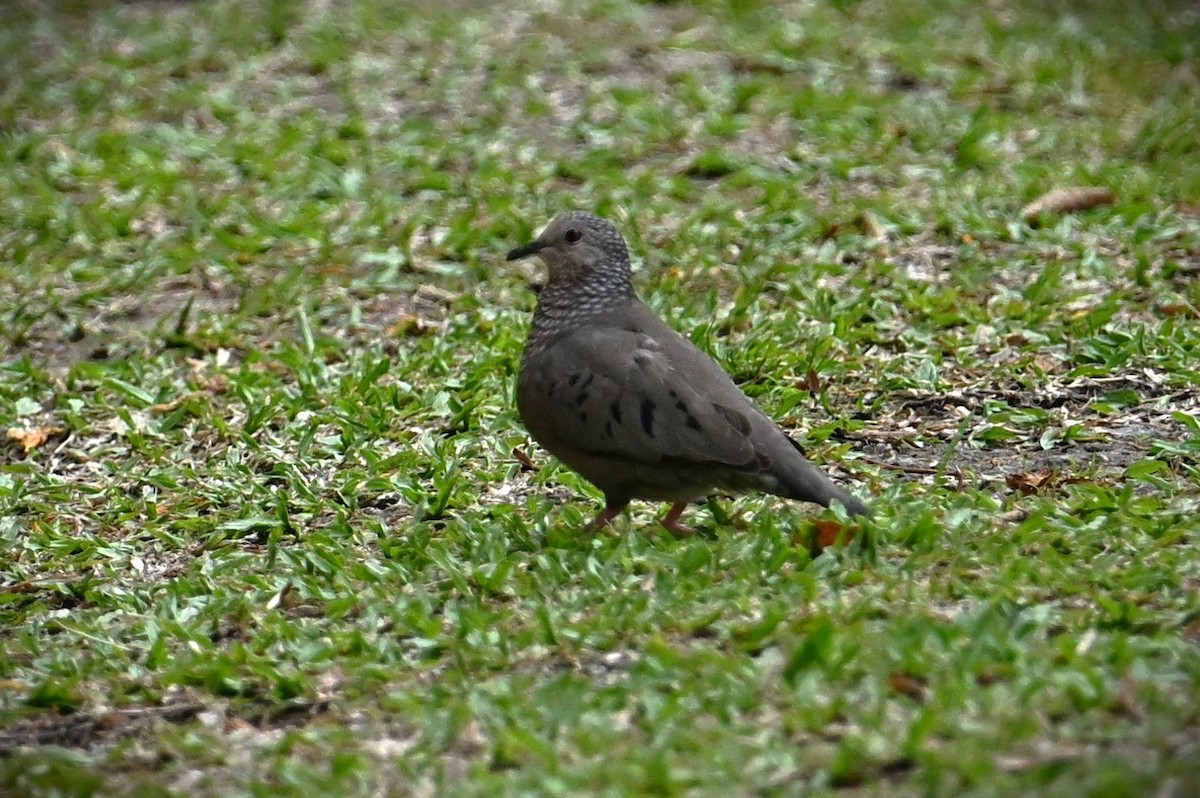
(585, 504), (626, 534)
(659, 502), (695, 538)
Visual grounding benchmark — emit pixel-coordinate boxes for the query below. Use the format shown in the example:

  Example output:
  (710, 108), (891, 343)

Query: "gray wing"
(520, 326), (764, 471)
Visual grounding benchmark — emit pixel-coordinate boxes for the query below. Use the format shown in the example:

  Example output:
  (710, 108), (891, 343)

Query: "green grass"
(2, 0), (1199, 795)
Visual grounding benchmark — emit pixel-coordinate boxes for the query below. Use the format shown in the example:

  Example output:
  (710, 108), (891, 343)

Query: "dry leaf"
(1155, 303), (1199, 318)
(224, 717), (255, 733)
(94, 712), (124, 732)
(1022, 187), (1114, 224)
(975, 669), (1007, 686)
(1032, 352), (1061, 373)
(818, 221), (845, 241)
(198, 373), (229, 394)
(1005, 469), (1057, 495)
(859, 210), (887, 240)
(512, 447), (538, 472)
(812, 518), (855, 550)
(887, 671), (929, 702)
(803, 369), (821, 394)
(996, 508), (1030, 524)
(150, 396), (188, 413)
(1172, 202), (1200, 219)
(6, 426), (65, 453)
(5, 580), (49, 594)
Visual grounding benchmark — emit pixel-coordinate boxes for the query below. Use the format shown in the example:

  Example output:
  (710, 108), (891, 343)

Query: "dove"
(507, 211), (870, 535)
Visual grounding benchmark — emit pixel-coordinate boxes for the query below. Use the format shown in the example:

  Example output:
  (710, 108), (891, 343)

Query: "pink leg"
(659, 502), (695, 538)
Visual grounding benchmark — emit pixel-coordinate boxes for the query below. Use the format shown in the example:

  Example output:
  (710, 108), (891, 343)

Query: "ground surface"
(1, 0), (1199, 796)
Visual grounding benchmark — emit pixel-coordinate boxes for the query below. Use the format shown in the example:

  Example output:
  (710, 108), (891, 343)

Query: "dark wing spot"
(568, 373), (581, 386)
(545, 381), (557, 399)
(605, 420), (613, 437)
(579, 373), (594, 390)
(579, 411), (588, 423)
(714, 403), (753, 436)
(675, 400), (689, 413)
(668, 389), (678, 398)
(575, 392), (589, 406)
(640, 399), (656, 437)
(686, 415), (703, 431)
(610, 403), (622, 422)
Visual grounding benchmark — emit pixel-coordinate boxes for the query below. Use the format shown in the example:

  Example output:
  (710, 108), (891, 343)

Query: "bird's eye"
(565, 228), (582, 244)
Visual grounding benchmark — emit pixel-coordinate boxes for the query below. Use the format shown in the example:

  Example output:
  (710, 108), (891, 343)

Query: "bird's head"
(506, 211), (633, 291)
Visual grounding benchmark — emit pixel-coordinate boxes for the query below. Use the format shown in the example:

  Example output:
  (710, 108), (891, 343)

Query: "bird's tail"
(779, 437), (872, 517)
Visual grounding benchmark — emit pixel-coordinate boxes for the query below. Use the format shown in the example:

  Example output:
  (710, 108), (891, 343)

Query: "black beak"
(506, 239), (544, 261)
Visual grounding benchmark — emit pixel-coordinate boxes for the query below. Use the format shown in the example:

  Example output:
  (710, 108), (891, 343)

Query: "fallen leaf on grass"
(1006, 469), (1098, 495)
(975, 669), (1008, 686)
(198, 372), (229, 393)
(6, 426), (65, 453)
(859, 210), (888, 240)
(1022, 187), (1114, 225)
(150, 396), (188, 413)
(811, 519), (856, 550)
(94, 712), (124, 732)
(1155, 303), (1199, 318)
(1032, 352), (1062, 373)
(887, 671), (929, 702)
(512, 447), (538, 472)
(1005, 469), (1057, 495)
(224, 717), (256, 733)
(4, 580), (54, 594)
